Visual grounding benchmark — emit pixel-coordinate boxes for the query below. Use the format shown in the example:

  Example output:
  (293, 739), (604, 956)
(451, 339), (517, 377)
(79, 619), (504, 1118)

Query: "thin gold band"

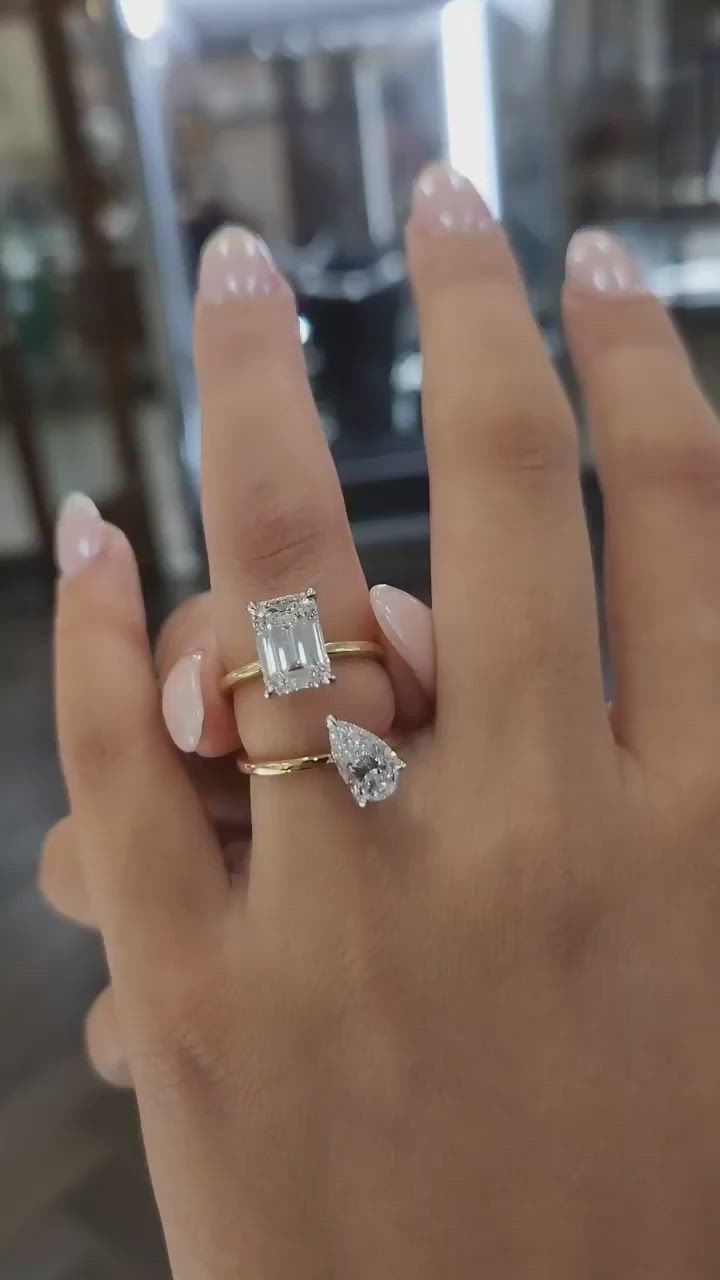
(237, 752), (333, 777)
(220, 640), (384, 696)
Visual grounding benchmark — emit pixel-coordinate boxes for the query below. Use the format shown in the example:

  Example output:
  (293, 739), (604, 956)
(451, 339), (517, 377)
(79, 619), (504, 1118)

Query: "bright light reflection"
(441, 0), (500, 219)
(494, 0), (550, 34)
(117, 0), (167, 41)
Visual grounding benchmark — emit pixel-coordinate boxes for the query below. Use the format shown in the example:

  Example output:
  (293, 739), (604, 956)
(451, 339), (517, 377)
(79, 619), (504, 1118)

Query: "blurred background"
(3, 0), (720, 1273)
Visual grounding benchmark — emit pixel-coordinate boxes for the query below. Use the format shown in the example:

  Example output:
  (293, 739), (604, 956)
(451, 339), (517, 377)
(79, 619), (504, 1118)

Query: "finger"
(39, 816), (95, 928)
(159, 585), (433, 746)
(407, 166), (606, 744)
(39, 762), (253, 934)
(156, 593), (239, 758)
(42, 577), (432, 930)
(196, 228), (394, 765)
(85, 987), (132, 1088)
(55, 496), (227, 967)
(564, 229), (720, 755)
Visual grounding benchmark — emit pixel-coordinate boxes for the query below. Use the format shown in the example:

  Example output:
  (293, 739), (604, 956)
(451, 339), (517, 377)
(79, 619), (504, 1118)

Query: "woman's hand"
(41, 587), (435, 1085)
(50, 166), (720, 1278)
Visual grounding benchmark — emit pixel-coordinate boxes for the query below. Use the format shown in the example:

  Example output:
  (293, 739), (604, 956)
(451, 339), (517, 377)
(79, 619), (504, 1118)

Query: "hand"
(51, 166), (720, 1278)
(41, 587), (435, 1085)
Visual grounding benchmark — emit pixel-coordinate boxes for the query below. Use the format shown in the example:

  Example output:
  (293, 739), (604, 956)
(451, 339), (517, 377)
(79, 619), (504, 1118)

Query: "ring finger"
(196, 229), (395, 774)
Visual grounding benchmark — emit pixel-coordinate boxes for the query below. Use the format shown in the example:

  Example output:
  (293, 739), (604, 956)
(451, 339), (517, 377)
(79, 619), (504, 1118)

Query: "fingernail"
(162, 653), (205, 753)
(199, 226), (288, 302)
(412, 163), (495, 235)
(566, 229), (647, 296)
(370, 584), (435, 696)
(55, 493), (105, 577)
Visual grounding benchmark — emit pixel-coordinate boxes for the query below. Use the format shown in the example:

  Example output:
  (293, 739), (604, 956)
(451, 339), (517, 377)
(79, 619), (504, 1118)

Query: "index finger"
(54, 497), (227, 965)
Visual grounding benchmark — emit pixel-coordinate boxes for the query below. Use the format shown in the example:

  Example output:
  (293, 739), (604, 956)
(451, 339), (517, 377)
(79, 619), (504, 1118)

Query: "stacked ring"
(223, 589), (405, 807)
(221, 640), (384, 697)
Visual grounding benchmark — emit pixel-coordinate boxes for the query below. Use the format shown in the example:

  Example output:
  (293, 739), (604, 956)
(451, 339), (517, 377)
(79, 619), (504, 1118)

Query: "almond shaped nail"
(412, 163), (495, 236)
(566, 229), (647, 296)
(162, 652), (205, 753)
(370, 584), (435, 696)
(55, 493), (105, 577)
(199, 226), (289, 303)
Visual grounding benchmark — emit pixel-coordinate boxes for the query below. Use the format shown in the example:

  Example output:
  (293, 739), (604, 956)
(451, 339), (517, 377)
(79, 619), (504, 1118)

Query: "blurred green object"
(2, 218), (61, 369)
(8, 272), (59, 366)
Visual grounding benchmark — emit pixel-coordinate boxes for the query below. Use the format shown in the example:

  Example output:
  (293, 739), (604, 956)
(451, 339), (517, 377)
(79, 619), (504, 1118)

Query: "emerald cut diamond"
(248, 589), (334, 697)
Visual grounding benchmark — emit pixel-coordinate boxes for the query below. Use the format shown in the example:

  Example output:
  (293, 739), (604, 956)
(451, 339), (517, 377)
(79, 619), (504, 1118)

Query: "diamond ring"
(220, 590), (385, 699)
(237, 716), (406, 808)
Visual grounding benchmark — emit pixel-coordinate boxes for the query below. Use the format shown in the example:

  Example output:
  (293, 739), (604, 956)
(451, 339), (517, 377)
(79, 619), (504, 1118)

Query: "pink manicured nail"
(199, 226), (288, 302)
(162, 653), (205, 753)
(55, 493), (105, 577)
(566, 229), (647, 296)
(412, 163), (495, 235)
(370, 584), (435, 696)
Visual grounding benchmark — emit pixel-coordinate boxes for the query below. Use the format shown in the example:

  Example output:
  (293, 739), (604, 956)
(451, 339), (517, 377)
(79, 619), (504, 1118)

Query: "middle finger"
(408, 166), (608, 751)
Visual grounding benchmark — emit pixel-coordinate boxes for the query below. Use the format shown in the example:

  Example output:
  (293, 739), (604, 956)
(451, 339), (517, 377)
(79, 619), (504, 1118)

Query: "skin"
(48, 184), (720, 1277)
(41, 590), (435, 1086)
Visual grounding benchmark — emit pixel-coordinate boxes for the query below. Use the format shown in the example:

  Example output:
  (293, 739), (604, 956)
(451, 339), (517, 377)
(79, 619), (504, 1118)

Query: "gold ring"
(236, 716), (406, 808)
(237, 751), (333, 777)
(221, 640), (384, 697)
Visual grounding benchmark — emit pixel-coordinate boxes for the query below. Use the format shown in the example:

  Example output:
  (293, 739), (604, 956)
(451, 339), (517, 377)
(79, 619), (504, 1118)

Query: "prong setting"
(327, 716), (405, 807)
(248, 590), (333, 697)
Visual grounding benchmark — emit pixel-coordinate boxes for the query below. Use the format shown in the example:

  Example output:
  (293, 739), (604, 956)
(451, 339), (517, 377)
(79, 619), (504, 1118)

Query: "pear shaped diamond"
(327, 716), (406, 808)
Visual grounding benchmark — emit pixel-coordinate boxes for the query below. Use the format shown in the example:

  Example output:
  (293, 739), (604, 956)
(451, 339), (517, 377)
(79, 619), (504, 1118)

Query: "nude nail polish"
(370, 584), (435, 695)
(566, 229), (647, 296)
(199, 226), (290, 303)
(55, 493), (105, 577)
(412, 163), (495, 235)
(162, 653), (205, 753)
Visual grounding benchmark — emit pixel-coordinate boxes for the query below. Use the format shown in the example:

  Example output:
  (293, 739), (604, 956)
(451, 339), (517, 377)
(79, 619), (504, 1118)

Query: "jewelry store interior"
(5, 0), (720, 584)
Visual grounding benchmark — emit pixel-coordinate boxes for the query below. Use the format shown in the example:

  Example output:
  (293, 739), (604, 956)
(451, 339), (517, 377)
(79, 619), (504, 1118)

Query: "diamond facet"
(248, 590), (334, 697)
(327, 716), (406, 807)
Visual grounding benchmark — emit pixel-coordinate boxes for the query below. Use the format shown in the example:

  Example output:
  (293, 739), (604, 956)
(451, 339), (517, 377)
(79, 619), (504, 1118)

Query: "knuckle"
(64, 701), (157, 793)
(483, 409), (578, 477)
(443, 389), (578, 478)
(141, 1022), (233, 1105)
(238, 496), (345, 590)
(64, 721), (126, 790)
(619, 422), (720, 502)
(509, 836), (605, 970)
(451, 793), (607, 971)
(132, 977), (237, 1107)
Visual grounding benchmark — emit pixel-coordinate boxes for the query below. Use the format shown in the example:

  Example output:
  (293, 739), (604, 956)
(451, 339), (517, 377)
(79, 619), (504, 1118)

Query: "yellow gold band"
(237, 752), (333, 777)
(221, 640), (384, 697)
